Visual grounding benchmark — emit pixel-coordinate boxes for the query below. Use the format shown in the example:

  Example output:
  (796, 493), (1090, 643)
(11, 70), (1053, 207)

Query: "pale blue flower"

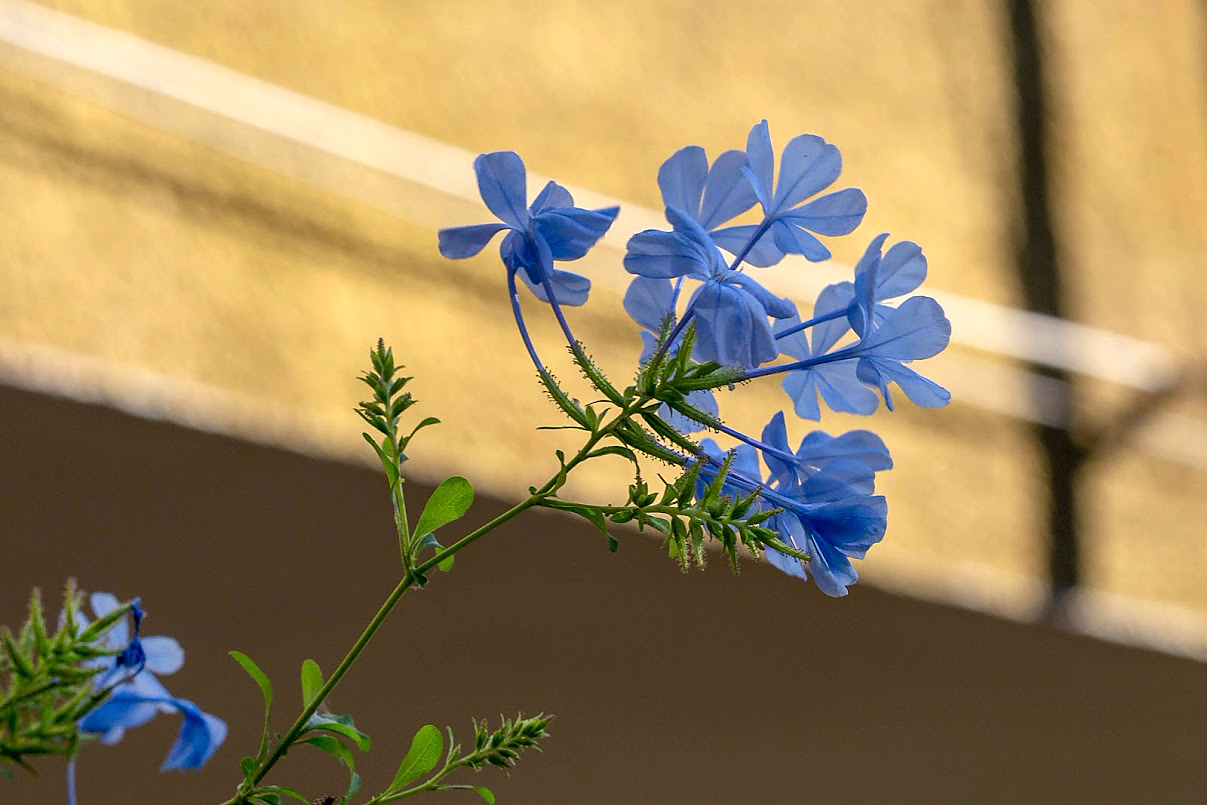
(625, 207), (795, 367)
(738, 120), (868, 265)
(438, 151), (619, 306)
(697, 438), (888, 597)
(70, 593), (225, 782)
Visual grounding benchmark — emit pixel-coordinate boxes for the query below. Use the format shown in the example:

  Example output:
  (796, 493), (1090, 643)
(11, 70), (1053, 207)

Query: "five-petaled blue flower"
(71, 593), (226, 773)
(624, 206), (796, 367)
(438, 151), (619, 307)
(698, 432), (888, 598)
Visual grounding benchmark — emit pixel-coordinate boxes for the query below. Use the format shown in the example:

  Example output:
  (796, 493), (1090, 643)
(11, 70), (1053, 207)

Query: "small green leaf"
(438, 554), (455, 572)
(305, 713), (371, 752)
(255, 786), (309, 803)
(300, 659), (323, 707)
(555, 503), (610, 539)
(300, 734), (356, 778)
(586, 444), (639, 466)
(230, 651), (273, 711)
(474, 787), (496, 804)
(362, 433), (399, 487)
(240, 756), (256, 777)
(412, 477), (474, 539)
(390, 724), (443, 791)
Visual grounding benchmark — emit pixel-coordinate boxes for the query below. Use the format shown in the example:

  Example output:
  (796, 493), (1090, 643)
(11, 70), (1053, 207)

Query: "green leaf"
(390, 724), (443, 791)
(474, 787), (496, 804)
(412, 477), (474, 539)
(555, 503), (610, 539)
(305, 713), (371, 752)
(362, 433), (399, 487)
(255, 786), (309, 803)
(230, 651), (273, 711)
(300, 735), (354, 769)
(300, 659), (323, 707)
(399, 416), (441, 451)
(438, 554), (455, 572)
(585, 445), (639, 466)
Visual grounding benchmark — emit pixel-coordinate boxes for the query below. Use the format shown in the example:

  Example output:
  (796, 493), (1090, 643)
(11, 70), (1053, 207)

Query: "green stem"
(224, 391), (657, 805)
(222, 499), (541, 805)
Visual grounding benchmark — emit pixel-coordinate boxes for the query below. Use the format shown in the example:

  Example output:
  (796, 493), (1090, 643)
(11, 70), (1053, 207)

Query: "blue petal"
(770, 218), (830, 262)
(531, 180), (574, 214)
(141, 636), (184, 676)
(88, 593), (127, 648)
(858, 296), (951, 361)
(80, 689), (161, 740)
(710, 224), (785, 268)
(473, 152), (528, 229)
(624, 277), (676, 334)
(730, 443), (762, 483)
(690, 281), (778, 368)
(800, 459), (877, 502)
(744, 121), (775, 209)
(534, 205), (619, 260)
(782, 360), (880, 420)
(159, 699), (227, 771)
(698, 150), (759, 230)
(809, 284), (857, 353)
(850, 234), (889, 336)
(760, 412), (796, 489)
(796, 429), (893, 471)
(876, 240), (927, 299)
(437, 223), (508, 259)
(519, 266), (592, 307)
(766, 514), (809, 579)
(780, 187), (867, 236)
(725, 273), (796, 319)
(807, 496), (888, 558)
(772, 134), (842, 213)
(624, 229), (711, 279)
(857, 358), (951, 410)
(657, 146), (708, 220)
(804, 532), (860, 597)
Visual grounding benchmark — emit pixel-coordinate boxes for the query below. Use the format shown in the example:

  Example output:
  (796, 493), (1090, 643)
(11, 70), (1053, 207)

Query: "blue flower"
(758, 411), (892, 490)
(72, 593), (226, 772)
(625, 207), (795, 367)
(843, 234), (928, 337)
(852, 295), (952, 410)
(740, 120), (868, 264)
(697, 438), (888, 597)
(747, 235), (951, 414)
(776, 285), (881, 420)
(438, 151), (619, 306)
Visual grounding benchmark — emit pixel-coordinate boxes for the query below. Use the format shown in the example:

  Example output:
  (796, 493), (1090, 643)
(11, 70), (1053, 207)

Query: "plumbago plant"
(3, 120), (950, 803)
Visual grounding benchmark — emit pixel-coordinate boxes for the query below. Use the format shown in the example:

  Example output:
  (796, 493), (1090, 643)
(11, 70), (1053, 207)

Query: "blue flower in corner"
(73, 593), (226, 772)
(438, 151), (620, 306)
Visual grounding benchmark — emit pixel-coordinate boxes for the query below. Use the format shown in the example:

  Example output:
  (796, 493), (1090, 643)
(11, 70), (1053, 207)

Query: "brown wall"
(4, 385), (1207, 804)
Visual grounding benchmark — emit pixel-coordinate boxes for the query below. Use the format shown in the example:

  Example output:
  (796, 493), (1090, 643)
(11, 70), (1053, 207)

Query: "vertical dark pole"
(1005, 0), (1085, 604)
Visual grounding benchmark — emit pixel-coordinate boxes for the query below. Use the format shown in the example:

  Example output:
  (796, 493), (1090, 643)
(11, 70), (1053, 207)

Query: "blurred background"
(2, 1), (1205, 802)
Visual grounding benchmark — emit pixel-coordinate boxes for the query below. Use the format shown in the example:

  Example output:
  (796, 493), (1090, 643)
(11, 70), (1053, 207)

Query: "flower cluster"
(439, 120), (950, 596)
